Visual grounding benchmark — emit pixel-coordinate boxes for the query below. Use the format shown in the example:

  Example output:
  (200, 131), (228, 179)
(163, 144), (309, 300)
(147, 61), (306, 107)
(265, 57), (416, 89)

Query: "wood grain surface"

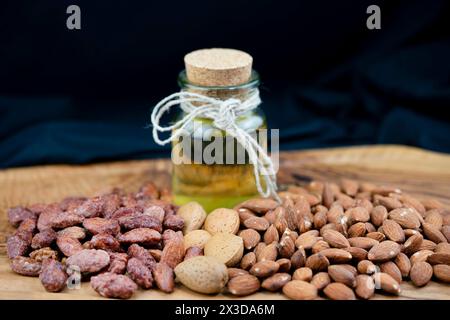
(0, 144), (449, 300)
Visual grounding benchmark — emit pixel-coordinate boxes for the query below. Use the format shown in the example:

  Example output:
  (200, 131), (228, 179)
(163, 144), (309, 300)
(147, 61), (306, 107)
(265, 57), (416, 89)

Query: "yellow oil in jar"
(172, 116), (266, 212)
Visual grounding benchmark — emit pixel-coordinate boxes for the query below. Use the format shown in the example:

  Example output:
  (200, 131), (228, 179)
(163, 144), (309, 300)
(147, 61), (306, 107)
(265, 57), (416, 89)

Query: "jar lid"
(184, 48), (253, 87)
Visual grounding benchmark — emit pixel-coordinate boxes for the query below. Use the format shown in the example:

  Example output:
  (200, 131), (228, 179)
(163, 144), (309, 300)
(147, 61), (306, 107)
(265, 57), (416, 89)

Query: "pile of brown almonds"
(5, 179), (450, 300)
(178, 180), (450, 299)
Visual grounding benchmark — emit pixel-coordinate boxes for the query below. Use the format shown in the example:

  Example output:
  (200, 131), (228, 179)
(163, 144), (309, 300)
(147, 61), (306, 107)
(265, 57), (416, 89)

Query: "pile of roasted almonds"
(6, 179), (450, 299)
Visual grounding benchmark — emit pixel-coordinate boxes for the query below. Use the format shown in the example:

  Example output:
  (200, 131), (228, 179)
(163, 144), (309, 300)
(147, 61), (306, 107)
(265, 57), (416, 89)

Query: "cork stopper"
(184, 48), (253, 86)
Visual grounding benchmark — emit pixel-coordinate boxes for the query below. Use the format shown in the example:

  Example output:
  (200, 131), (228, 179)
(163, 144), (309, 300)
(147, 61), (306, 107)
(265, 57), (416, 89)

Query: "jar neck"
(177, 70), (260, 101)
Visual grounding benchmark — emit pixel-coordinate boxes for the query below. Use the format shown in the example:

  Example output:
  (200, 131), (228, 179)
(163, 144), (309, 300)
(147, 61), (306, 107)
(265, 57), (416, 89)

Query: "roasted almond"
(348, 237), (379, 250)
(261, 273), (291, 292)
(418, 239), (437, 251)
(357, 260), (377, 275)
(370, 206), (388, 227)
(328, 265), (356, 287)
(403, 233), (423, 256)
(368, 240), (401, 262)
(341, 179), (359, 196)
(283, 280), (318, 300)
(239, 198), (278, 214)
(410, 261), (433, 287)
(320, 248), (353, 264)
(433, 264), (450, 283)
(249, 260), (279, 278)
(348, 222), (367, 238)
(323, 283), (356, 300)
(227, 274), (260, 296)
(311, 240), (330, 253)
(388, 208), (421, 229)
(295, 232), (320, 250)
(347, 207), (370, 223)
(375, 196), (402, 210)
(240, 252), (256, 270)
(305, 253), (330, 272)
(227, 268), (249, 279)
(323, 230), (350, 248)
(366, 232), (386, 242)
(373, 272), (401, 295)
(424, 209), (443, 229)
(435, 242), (450, 254)
(410, 250), (434, 265)
(290, 249), (306, 269)
(382, 220), (405, 243)
(263, 225), (279, 244)
(394, 252), (411, 278)
(292, 267), (313, 282)
(276, 258), (291, 273)
(355, 274), (375, 299)
(243, 217), (270, 231)
(422, 223), (447, 244)
(427, 252), (450, 265)
(380, 261), (402, 284)
(311, 272), (331, 290)
(344, 247), (368, 261)
(238, 229), (261, 250)
(278, 235), (295, 258)
(256, 243), (278, 262)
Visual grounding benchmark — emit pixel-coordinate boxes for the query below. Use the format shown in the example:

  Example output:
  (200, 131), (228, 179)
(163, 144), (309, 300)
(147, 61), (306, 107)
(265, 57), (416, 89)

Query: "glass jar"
(172, 70), (266, 212)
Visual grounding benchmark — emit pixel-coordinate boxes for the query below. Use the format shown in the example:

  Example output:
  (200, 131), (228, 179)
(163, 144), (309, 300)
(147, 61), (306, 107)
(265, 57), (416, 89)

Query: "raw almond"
(311, 272), (331, 290)
(227, 274), (260, 296)
(204, 233), (244, 267)
(347, 207), (370, 223)
(424, 209), (443, 229)
(320, 248), (353, 263)
(204, 208), (240, 235)
(239, 198), (278, 214)
(373, 272), (401, 295)
(243, 217), (270, 231)
(402, 233), (423, 256)
(348, 222), (367, 238)
(355, 274), (375, 299)
(238, 208), (256, 223)
(313, 208), (328, 229)
(177, 202), (207, 234)
(311, 240), (330, 253)
(283, 280), (318, 300)
(290, 249), (306, 269)
(357, 260), (377, 275)
(410, 250), (434, 265)
(323, 283), (356, 300)
(295, 233), (320, 250)
(382, 220), (405, 243)
(174, 256), (228, 294)
(228, 268), (249, 279)
(433, 264), (450, 283)
(366, 232), (386, 242)
(249, 260), (279, 278)
(394, 252), (411, 278)
(240, 252), (256, 270)
(370, 206), (388, 227)
(422, 223), (447, 244)
(427, 252), (450, 265)
(368, 240), (401, 262)
(388, 208), (421, 229)
(344, 247), (368, 261)
(257, 243), (278, 262)
(263, 225), (279, 244)
(292, 267), (313, 281)
(323, 230), (350, 248)
(380, 261), (402, 284)
(261, 273), (291, 291)
(341, 179), (359, 196)
(328, 265), (356, 287)
(276, 258), (291, 272)
(238, 229), (260, 250)
(435, 242), (450, 254)
(322, 183), (335, 209)
(348, 237), (379, 250)
(375, 196), (402, 210)
(442, 225), (450, 242)
(419, 239), (437, 251)
(410, 261), (433, 287)
(400, 194), (426, 216)
(305, 253), (330, 272)
(278, 235), (295, 258)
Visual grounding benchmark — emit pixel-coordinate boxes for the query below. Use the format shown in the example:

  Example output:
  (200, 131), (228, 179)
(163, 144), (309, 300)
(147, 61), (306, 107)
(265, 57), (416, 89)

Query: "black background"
(1, 0), (449, 168)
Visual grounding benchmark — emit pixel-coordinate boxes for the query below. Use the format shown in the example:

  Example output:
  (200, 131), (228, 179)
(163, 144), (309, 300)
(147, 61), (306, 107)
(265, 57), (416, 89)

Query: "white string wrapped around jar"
(150, 89), (280, 201)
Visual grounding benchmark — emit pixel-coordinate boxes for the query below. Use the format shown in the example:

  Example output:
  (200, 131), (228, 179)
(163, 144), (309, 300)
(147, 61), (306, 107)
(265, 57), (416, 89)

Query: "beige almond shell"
(204, 208), (240, 235)
(204, 233), (244, 267)
(174, 256), (228, 294)
(184, 230), (212, 250)
(177, 202), (207, 234)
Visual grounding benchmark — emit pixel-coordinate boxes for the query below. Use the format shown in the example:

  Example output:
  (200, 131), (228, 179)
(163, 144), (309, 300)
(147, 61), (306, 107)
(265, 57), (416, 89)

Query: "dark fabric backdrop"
(1, 0), (449, 168)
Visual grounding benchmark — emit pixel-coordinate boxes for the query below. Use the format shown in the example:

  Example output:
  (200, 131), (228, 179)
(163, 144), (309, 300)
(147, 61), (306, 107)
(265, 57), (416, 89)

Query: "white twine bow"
(150, 89), (279, 201)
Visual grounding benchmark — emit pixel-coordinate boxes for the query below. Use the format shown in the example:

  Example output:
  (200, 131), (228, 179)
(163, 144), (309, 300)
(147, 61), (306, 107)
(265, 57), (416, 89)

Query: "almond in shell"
(183, 230), (211, 250)
(204, 208), (240, 235)
(177, 202), (207, 234)
(204, 233), (244, 267)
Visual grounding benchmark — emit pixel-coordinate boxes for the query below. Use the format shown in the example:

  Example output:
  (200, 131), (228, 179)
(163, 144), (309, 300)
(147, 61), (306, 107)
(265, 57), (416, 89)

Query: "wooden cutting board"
(0, 145), (449, 300)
